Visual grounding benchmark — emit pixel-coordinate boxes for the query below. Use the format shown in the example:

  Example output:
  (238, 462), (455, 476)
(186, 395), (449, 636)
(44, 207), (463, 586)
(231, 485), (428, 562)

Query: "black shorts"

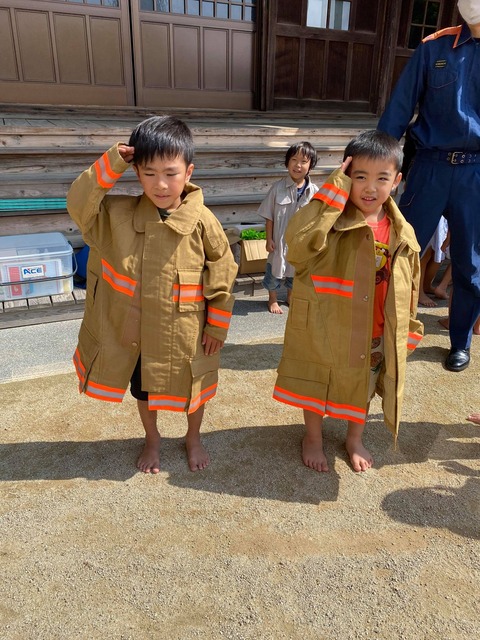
(130, 356), (148, 401)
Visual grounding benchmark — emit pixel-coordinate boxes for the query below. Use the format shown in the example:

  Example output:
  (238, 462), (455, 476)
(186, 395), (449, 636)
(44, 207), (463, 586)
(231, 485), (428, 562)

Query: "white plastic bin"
(0, 232), (74, 301)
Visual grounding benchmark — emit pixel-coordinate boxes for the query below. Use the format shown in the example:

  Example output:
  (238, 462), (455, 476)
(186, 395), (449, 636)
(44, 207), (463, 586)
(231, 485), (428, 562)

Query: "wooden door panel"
(303, 39), (325, 100)
(132, 1), (256, 109)
(269, 0), (387, 112)
(0, 0), (134, 106)
(0, 8), (18, 80)
(54, 14), (90, 85)
(16, 9), (55, 82)
(274, 36), (299, 98)
(349, 43), (374, 102)
(325, 41), (348, 101)
(204, 29), (228, 90)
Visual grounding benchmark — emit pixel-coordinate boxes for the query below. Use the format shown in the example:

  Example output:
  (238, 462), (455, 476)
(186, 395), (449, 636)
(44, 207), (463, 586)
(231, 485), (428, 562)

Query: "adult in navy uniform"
(378, 0), (480, 372)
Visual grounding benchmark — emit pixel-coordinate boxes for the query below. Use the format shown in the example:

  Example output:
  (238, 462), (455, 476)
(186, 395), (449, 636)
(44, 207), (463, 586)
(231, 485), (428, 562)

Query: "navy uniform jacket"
(378, 23), (480, 151)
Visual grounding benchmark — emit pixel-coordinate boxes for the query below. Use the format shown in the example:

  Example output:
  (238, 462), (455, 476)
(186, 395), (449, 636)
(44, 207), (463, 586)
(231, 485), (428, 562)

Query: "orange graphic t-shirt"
(367, 213), (391, 338)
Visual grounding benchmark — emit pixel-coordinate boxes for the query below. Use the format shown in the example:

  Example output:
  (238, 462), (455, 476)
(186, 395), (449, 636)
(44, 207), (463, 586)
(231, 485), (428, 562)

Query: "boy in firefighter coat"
(274, 130), (423, 473)
(67, 116), (238, 473)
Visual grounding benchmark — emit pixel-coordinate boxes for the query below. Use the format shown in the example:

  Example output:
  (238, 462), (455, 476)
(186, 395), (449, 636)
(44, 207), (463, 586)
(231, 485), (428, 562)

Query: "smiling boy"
(67, 116), (238, 474)
(273, 130), (423, 473)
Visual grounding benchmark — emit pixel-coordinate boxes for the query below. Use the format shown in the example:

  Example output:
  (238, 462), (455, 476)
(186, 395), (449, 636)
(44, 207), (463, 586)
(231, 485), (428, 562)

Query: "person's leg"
(302, 409), (328, 472)
(419, 247), (437, 306)
(262, 262), (283, 314)
(473, 314), (480, 335)
(433, 262), (452, 300)
(467, 413), (480, 425)
(445, 164), (480, 364)
(185, 404), (209, 471)
(345, 420), (373, 472)
(136, 400), (161, 474)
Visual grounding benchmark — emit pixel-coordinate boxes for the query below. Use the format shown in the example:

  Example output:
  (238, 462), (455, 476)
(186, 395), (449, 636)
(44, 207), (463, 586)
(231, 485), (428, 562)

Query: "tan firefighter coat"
(67, 144), (238, 413)
(273, 168), (424, 439)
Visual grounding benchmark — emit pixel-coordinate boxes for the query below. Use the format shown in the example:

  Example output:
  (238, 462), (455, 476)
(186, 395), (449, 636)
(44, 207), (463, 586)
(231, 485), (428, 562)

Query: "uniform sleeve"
(201, 214), (239, 342)
(285, 168), (350, 267)
(67, 143), (130, 239)
(257, 182), (277, 221)
(377, 43), (428, 140)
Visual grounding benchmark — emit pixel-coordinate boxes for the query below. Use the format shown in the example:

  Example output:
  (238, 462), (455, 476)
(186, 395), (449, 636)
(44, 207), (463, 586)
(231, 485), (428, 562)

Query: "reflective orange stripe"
(101, 259), (137, 297)
(207, 306), (232, 329)
(313, 182), (349, 211)
(188, 383), (217, 414)
(311, 275), (354, 298)
(73, 348), (85, 380)
(148, 394), (188, 412)
(172, 284), (204, 303)
(273, 386), (366, 424)
(407, 332), (422, 350)
(84, 379), (125, 402)
(94, 152), (123, 189)
(73, 349), (126, 402)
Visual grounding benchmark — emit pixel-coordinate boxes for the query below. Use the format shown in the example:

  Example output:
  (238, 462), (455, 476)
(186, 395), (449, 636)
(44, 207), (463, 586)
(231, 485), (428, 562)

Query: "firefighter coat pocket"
(175, 270), (206, 312)
(278, 357), (330, 384)
(290, 298), (309, 330)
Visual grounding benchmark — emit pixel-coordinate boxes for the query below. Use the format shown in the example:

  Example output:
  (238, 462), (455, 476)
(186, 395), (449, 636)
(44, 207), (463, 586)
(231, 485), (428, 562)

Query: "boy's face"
(286, 152), (311, 185)
(347, 156), (402, 218)
(133, 155), (194, 211)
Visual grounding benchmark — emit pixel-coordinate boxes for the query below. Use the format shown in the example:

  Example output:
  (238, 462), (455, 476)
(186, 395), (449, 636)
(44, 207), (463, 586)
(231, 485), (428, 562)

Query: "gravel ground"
(1, 304), (479, 639)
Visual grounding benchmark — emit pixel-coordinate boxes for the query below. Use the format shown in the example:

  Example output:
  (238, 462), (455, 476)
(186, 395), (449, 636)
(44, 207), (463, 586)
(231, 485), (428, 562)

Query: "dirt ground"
(0, 305), (479, 639)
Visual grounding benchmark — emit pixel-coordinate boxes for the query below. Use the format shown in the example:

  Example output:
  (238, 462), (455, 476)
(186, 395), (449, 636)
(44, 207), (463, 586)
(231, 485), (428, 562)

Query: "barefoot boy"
(273, 130), (423, 472)
(259, 142), (318, 314)
(67, 116), (238, 473)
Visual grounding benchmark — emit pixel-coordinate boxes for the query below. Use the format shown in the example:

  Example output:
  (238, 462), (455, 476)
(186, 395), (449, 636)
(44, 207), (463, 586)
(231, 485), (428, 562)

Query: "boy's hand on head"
(202, 332), (224, 356)
(118, 144), (135, 163)
(341, 156), (353, 175)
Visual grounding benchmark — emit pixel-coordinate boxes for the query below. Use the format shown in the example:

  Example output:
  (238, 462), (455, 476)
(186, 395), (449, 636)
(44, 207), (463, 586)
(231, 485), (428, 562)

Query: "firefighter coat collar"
(132, 182), (204, 236)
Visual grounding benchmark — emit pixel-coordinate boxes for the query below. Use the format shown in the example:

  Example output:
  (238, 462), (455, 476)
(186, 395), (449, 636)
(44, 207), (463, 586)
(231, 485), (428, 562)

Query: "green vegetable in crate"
(240, 229), (266, 240)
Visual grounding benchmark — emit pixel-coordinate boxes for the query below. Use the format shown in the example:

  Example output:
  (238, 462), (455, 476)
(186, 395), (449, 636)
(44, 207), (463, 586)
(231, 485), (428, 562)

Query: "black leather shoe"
(445, 348), (470, 372)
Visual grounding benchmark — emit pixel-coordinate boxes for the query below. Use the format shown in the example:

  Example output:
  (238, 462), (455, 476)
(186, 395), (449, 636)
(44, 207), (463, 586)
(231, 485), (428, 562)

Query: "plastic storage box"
(0, 232), (74, 301)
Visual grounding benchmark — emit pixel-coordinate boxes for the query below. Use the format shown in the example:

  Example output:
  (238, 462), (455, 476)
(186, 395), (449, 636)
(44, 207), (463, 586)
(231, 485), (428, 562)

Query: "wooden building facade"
(0, 0), (459, 114)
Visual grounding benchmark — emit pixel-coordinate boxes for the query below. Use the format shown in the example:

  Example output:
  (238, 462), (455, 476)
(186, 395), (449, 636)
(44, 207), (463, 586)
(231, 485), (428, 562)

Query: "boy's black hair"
(129, 115), (194, 166)
(343, 130), (403, 173)
(285, 141), (318, 172)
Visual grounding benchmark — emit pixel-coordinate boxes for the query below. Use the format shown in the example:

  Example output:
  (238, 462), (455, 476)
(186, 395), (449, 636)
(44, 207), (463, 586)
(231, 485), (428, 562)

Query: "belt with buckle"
(416, 149), (480, 164)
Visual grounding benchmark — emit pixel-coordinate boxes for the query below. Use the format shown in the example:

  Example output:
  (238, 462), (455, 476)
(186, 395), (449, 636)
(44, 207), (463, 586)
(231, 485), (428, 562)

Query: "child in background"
(273, 130), (423, 472)
(418, 216), (452, 307)
(67, 116), (238, 474)
(259, 142), (318, 314)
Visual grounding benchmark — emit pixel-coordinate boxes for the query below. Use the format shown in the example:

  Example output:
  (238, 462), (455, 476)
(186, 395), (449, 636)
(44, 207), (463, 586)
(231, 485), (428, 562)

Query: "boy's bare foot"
(137, 437), (161, 474)
(268, 301), (283, 314)
(418, 292), (437, 307)
(302, 435), (329, 472)
(345, 437), (373, 472)
(467, 413), (480, 426)
(186, 435), (210, 471)
(438, 316), (449, 330)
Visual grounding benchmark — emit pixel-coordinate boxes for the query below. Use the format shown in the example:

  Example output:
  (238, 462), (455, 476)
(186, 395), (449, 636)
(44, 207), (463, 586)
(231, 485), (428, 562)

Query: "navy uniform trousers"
(400, 151), (480, 349)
